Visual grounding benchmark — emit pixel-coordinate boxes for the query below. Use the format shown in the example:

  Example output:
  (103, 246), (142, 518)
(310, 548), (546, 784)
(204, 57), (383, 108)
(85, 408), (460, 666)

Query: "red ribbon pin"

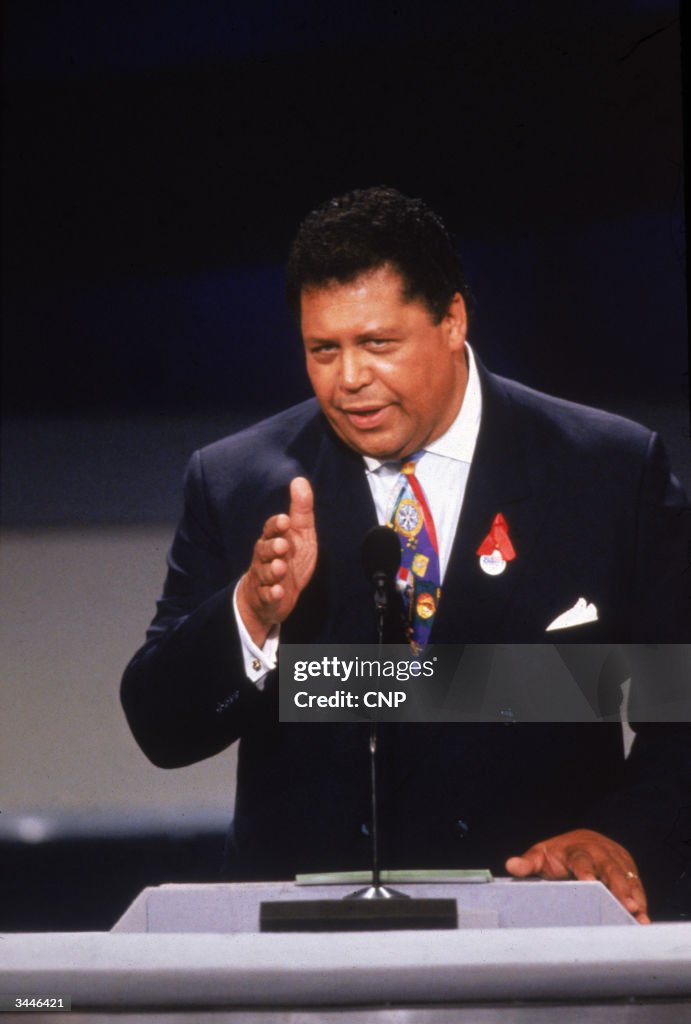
(476, 513), (516, 561)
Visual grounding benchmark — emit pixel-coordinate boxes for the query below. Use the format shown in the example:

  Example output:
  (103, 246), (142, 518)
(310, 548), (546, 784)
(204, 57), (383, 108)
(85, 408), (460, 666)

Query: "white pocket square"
(545, 597), (598, 632)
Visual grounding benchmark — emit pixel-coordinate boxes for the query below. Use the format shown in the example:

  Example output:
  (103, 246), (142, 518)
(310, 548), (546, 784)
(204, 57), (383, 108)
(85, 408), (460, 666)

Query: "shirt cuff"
(232, 581), (279, 689)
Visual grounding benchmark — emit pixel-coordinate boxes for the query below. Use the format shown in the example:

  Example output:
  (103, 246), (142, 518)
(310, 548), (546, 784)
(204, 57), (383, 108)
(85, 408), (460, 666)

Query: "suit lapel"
(432, 364), (551, 643)
(392, 367), (553, 790)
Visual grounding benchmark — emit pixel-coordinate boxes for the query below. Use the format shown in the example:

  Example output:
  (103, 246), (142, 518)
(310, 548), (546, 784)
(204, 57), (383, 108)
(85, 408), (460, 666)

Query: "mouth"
(339, 405), (391, 429)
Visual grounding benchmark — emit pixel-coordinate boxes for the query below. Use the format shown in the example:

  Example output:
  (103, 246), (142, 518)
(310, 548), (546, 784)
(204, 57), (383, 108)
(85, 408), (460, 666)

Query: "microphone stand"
(259, 528), (456, 931)
(345, 570), (409, 901)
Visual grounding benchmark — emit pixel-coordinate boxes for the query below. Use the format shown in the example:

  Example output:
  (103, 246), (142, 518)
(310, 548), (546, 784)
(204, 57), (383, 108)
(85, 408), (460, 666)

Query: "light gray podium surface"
(111, 878), (634, 933)
(2, 922), (690, 1010)
(2, 882), (690, 1014)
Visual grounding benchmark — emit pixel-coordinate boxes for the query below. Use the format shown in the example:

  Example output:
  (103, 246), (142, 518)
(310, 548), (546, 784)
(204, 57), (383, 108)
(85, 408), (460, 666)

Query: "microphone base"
(344, 884), (409, 900)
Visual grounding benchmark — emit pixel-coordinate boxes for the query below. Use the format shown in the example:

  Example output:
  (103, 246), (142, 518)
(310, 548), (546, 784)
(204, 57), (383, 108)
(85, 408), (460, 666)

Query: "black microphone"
(361, 526), (401, 612)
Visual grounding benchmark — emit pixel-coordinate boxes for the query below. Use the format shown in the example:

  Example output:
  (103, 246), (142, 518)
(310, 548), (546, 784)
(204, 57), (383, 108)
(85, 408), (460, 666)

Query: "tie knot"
(401, 450), (423, 477)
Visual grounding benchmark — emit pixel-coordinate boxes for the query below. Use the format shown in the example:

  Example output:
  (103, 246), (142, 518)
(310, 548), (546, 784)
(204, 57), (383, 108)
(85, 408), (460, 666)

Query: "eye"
(364, 337), (394, 350)
(308, 342), (339, 360)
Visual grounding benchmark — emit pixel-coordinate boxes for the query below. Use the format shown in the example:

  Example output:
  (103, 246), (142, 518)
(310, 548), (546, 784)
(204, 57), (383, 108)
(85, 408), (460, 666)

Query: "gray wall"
(0, 523), (235, 830)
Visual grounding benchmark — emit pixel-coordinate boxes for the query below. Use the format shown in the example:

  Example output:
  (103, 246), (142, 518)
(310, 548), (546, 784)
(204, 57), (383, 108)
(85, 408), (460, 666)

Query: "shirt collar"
(363, 342), (482, 472)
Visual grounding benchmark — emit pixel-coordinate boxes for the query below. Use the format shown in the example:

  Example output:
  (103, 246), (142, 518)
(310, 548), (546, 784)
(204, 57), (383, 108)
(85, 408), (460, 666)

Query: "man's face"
(301, 265), (468, 461)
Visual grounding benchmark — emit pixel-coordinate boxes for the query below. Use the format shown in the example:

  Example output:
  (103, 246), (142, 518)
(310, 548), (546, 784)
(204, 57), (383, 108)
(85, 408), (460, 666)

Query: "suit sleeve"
(631, 432), (691, 641)
(569, 432), (691, 912)
(584, 719), (691, 915)
(584, 532), (691, 916)
(120, 450), (274, 768)
(625, 439), (690, 909)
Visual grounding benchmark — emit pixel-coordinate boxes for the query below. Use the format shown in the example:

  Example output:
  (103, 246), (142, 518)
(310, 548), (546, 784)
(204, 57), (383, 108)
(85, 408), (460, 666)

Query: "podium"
(112, 877), (634, 932)
(3, 880), (691, 1015)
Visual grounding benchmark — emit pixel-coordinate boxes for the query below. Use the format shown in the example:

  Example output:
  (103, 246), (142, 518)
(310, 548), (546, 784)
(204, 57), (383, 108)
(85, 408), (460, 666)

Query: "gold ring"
(625, 871), (639, 881)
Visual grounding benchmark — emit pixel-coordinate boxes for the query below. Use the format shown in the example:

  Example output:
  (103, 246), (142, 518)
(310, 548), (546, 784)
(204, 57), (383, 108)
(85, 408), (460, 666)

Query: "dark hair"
(285, 186), (473, 325)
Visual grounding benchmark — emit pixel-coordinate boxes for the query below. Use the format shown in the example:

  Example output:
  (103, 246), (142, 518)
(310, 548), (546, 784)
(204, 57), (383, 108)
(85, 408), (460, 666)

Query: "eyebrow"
(305, 323), (405, 348)
(355, 329), (399, 341)
(306, 329), (400, 343)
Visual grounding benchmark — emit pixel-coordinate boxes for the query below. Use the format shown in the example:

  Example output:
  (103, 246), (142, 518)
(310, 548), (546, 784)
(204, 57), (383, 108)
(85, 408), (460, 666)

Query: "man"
(121, 187), (690, 922)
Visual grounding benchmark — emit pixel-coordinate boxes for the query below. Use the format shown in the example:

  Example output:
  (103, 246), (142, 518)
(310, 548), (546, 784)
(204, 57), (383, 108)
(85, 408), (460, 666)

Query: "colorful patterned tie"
(389, 452), (441, 653)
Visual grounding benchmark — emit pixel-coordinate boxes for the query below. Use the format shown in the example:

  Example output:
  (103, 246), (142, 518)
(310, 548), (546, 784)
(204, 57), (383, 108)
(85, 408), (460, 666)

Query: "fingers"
(602, 862), (649, 924)
(564, 848), (598, 882)
(254, 476), (316, 598)
(559, 838), (648, 922)
(237, 477), (318, 647)
(251, 532), (291, 594)
(505, 846), (569, 880)
(255, 533), (290, 568)
(254, 480), (313, 584)
(505, 829), (650, 924)
(261, 512), (291, 541)
(571, 852), (649, 924)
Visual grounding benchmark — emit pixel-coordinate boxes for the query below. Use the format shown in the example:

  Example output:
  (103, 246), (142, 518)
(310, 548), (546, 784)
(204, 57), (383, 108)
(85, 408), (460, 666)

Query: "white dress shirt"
(235, 344), (483, 684)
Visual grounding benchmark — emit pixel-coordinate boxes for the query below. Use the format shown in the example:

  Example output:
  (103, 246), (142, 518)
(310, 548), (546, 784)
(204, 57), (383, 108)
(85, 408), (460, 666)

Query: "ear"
(445, 292), (467, 351)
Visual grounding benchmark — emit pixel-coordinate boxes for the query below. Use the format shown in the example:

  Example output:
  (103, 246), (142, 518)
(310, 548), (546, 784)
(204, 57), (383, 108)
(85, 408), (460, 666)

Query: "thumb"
(289, 476), (314, 530)
(505, 851), (544, 877)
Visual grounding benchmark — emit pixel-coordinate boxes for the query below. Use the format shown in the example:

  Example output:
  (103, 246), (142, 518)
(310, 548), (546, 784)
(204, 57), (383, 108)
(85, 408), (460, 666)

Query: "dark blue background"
(2, 0), (689, 516)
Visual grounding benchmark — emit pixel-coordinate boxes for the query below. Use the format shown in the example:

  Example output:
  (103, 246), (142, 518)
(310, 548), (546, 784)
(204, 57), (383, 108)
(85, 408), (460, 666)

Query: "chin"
(357, 441), (403, 460)
(334, 423), (405, 460)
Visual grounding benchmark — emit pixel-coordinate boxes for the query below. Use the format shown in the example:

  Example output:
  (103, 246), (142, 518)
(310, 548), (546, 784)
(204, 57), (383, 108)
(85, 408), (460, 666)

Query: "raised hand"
(237, 477), (317, 647)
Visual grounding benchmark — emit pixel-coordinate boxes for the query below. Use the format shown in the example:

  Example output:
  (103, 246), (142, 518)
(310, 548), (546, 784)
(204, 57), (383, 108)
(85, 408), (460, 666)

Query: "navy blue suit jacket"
(121, 364), (691, 912)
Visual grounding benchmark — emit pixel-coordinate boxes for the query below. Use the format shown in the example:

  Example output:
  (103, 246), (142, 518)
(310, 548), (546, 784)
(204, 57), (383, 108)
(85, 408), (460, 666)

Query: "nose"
(339, 347), (373, 391)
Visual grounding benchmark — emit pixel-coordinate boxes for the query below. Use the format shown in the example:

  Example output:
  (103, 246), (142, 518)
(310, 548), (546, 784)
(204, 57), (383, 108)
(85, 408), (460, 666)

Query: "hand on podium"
(505, 828), (650, 924)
